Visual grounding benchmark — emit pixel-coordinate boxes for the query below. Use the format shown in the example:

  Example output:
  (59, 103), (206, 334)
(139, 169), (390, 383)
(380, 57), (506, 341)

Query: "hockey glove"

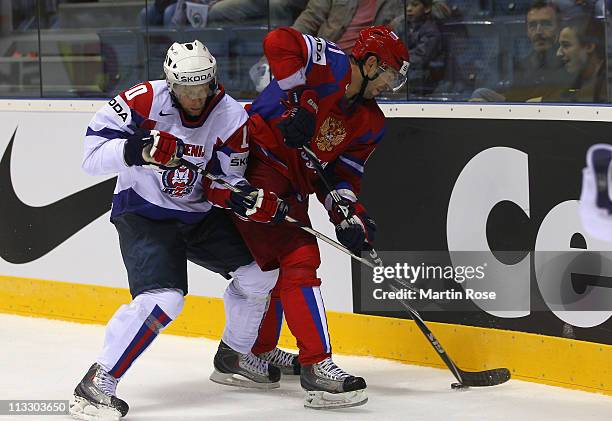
(330, 199), (376, 255)
(228, 183), (289, 224)
(277, 87), (319, 149)
(124, 129), (184, 167)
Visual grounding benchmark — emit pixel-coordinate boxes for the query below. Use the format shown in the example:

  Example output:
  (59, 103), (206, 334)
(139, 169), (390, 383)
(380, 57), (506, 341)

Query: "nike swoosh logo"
(0, 128), (117, 263)
(159, 110), (173, 116)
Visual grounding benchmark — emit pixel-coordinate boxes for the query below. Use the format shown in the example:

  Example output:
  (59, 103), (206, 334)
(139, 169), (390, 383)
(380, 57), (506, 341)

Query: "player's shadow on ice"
(132, 378), (438, 414)
(366, 382), (448, 396)
(133, 378), (303, 411)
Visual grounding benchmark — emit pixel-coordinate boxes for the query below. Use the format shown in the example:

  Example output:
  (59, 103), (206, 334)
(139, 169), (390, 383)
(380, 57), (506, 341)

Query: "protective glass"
(376, 61), (410, 92)
(173, 83), (211, 100)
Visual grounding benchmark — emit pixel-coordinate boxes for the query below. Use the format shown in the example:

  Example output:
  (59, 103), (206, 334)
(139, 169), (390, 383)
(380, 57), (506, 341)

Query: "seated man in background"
(505, 0), (571, 101)
(471, 0), (570, 102)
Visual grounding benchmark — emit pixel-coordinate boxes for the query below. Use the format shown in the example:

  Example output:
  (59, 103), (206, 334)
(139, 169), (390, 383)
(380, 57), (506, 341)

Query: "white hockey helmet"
(163, 40), (217, 94)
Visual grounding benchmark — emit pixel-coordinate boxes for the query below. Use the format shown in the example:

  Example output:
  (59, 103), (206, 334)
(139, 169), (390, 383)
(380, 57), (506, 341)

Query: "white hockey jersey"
(83, 80), (249, 224)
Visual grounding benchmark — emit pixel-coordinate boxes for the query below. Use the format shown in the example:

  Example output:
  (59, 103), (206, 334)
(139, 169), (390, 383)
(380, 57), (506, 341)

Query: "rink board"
(356, 113), (612, 345)
(0, 274), (610, 396)
(0, 100), (611, 396)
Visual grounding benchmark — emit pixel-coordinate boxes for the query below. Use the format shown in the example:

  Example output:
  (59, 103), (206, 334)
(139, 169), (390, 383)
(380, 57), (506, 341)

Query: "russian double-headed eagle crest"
(315, 116), (346, 151)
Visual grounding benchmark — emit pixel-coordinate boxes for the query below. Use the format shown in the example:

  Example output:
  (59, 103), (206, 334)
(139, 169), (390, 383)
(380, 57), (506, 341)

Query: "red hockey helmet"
(352, 26), (410, 92)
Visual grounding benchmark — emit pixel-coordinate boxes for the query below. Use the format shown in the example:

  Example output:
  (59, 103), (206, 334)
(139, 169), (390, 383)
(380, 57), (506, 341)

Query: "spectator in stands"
(139, 0), (178, 27)
(291, 0), (401, 53)
(390, 0), (448, 96)
(547, 15), (607, 102)
(249, 0), (402, 92)
(506, 0), (570, 101)
(170, 0), (306, 28)
(471, 0), (569, 102)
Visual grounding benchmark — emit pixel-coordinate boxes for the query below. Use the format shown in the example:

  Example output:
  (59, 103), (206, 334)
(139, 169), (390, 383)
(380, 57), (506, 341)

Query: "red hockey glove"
(124, 129), (184, 167)
(277, 87), (319, 149)
(227, 183), (289, 224)
(145, 130), (184, 167)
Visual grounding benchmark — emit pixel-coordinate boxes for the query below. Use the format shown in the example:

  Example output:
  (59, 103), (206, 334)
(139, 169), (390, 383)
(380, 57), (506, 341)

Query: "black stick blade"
(460, 368), (511, 387)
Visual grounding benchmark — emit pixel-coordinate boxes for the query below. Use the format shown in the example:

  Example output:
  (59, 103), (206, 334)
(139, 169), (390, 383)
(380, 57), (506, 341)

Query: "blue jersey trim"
(249, 80), (286, 120)
(255, 144), (288, 170)
(86, 126), (129, 140)
(111, 188), (209, 224)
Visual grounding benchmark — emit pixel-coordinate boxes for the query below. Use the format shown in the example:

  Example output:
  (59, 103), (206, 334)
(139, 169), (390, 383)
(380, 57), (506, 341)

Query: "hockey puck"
(451, 382), (469, 390)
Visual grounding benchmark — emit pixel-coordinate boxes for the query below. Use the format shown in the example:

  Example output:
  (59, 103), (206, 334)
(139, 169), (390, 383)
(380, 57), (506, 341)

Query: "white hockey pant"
(222, 261), (279, 354)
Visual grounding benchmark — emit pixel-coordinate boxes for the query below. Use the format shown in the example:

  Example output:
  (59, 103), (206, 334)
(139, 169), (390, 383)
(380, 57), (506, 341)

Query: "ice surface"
(0, 314), (610, 421)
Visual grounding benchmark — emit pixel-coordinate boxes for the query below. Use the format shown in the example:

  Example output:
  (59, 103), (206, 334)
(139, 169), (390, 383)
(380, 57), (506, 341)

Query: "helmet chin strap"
(347, 56), (379, 107)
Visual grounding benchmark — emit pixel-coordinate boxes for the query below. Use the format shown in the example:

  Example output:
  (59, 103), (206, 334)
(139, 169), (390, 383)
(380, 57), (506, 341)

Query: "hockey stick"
(300, 145), (511, 388)
(178, 157), (419, 293)
(178, 155), (508, 386)
(177, 157), (386, 269)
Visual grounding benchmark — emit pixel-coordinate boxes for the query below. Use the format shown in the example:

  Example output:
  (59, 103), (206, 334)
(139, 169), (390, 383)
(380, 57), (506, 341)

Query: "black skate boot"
(210, 340), (281, 389)
(301, 357), (367, 409)
(257, 347), (301, 375)
(69, 363), (129, 421)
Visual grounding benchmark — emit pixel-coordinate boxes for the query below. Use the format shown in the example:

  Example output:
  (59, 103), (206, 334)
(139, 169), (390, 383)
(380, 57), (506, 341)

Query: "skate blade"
(304, 389), (368, 409)
(209, 369), (280, 390)
(69, 396), (121, 421)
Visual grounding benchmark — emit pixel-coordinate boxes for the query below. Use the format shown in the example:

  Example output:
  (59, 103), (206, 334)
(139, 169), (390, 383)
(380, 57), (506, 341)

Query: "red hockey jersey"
(247, 27), (386, 201)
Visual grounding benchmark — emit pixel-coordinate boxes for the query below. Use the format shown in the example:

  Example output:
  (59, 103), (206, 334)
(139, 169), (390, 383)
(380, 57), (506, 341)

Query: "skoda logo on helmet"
(180, 73), (213, 83)
(171, 71), (214, 84)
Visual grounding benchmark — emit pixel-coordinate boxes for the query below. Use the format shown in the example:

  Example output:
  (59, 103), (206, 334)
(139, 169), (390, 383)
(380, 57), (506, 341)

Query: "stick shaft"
(178, 158), (374, 266)
(296, 148), (468, 384)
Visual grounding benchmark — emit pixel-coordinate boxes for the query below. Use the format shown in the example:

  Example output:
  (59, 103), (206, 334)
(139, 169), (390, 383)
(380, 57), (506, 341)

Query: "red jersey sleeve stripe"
(119, 82), (154, 120)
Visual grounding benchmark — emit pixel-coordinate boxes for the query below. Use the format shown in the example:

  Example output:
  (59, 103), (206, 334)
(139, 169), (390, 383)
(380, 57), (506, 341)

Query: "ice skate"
(210, 340), (280, 389)
(69, 363), (129, 421)
(301, 357), (367, 409)
(257, 347), (301, 375)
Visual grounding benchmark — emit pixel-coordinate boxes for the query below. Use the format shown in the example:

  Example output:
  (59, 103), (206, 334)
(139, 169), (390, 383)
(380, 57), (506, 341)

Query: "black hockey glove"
(227, 182), (289, 224)
(330, 199), (376, 255)
(277, 87), (319, 149)
(124, 128), (152, 166)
